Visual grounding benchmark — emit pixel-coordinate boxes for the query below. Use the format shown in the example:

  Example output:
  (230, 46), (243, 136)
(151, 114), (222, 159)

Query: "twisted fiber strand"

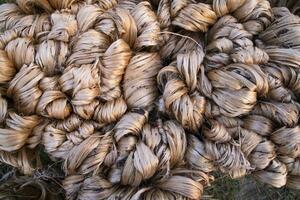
(0, 0), (300, 199)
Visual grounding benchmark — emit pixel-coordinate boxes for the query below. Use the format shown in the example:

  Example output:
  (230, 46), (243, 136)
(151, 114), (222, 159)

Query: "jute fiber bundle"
(0, 0), (300, 199)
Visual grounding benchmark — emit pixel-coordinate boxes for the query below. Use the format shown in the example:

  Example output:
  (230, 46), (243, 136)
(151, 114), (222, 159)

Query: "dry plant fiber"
(0, 0), (300, 199)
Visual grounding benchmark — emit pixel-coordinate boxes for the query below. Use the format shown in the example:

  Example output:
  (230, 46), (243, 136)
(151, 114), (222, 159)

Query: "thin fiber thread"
(0, 0), (299, 199)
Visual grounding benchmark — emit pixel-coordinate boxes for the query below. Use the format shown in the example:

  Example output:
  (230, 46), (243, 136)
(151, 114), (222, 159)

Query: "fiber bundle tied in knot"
(0, 0), (300, 199)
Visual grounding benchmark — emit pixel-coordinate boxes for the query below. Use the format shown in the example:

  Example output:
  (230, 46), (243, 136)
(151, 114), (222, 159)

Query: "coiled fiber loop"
(0, 0), (300, 199)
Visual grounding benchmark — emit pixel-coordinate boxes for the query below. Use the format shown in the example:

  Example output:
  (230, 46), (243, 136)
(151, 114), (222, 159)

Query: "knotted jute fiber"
(0, 0), (300, 199)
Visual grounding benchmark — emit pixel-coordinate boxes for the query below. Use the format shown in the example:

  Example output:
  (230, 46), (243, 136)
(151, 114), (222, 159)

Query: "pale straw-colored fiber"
(0, 0), (300, 199)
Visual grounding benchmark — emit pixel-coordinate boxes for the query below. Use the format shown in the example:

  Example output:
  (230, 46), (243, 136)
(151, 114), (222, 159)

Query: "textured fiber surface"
(0, 0), (300, 199)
